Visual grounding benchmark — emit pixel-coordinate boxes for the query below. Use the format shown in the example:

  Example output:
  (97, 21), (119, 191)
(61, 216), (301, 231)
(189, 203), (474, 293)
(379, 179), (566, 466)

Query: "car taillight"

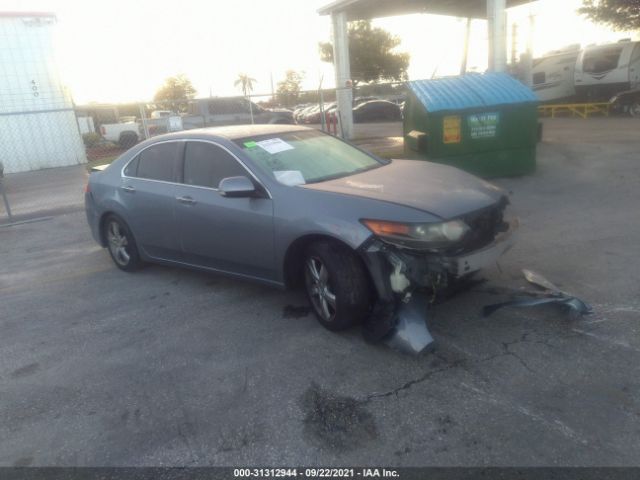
(100, 126), (105, 135)
(84, 183), (90, 194)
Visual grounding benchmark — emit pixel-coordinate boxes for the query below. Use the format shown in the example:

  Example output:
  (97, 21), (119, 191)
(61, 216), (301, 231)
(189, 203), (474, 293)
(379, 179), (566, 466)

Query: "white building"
(0, 12), (86, 174)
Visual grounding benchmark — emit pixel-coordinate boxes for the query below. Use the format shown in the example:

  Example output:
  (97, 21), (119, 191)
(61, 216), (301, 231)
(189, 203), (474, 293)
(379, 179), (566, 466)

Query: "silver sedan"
(85, 125), (515, 351)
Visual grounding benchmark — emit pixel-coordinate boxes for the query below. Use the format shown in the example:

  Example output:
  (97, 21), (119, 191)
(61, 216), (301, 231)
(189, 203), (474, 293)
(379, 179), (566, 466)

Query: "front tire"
(303, 241), (372, 331)
(103, 215), (143, 272)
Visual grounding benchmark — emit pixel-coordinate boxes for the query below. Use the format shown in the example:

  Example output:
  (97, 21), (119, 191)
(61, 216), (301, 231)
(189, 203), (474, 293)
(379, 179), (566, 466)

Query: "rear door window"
(183, 141), (246, 188)
(136, 142), (181, 182)
(124, 155), (139, 176)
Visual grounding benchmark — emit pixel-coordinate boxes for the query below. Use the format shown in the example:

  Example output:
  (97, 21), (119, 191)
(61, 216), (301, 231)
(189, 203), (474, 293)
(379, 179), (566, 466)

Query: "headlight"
(361, 219), (470, 249)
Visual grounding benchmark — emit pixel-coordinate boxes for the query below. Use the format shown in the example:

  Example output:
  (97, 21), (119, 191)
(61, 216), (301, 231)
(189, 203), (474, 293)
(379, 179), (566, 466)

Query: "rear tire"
(119, 132), (138, 149)
(303, 241), (372, 331)
(103, 214), (143, 272)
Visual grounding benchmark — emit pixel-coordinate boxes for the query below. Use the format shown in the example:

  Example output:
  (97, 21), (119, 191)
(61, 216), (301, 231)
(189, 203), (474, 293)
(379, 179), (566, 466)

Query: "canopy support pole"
(487, 0), (507, 72)
(331, 11), (354, 139)
(460, 18), (471, 75)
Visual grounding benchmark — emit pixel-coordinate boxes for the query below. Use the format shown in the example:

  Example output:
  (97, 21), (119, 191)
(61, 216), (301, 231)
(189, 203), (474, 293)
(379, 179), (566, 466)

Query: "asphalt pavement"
(1, 118), (639, 466)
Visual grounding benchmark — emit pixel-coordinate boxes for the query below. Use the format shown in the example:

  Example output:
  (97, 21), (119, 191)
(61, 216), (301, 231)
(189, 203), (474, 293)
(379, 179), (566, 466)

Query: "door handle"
(121, 185), (135, 193)
(176, 195), (196, 205)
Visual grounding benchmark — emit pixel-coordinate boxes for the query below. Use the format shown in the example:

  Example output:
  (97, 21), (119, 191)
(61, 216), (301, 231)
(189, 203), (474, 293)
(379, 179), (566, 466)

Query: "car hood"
(301, 159), (506, 219)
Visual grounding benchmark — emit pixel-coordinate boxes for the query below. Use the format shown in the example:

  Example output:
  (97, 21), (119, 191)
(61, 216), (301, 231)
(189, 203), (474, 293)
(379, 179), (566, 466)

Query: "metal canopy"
(318, 0), (531, 20)
(318, 0), (536, 139)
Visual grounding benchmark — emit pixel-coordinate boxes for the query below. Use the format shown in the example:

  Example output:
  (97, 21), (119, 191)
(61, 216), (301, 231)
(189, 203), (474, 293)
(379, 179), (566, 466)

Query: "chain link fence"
(2, 81), (407, 175)
(0, 81), (407, 222)
(72, 81), (406, 168)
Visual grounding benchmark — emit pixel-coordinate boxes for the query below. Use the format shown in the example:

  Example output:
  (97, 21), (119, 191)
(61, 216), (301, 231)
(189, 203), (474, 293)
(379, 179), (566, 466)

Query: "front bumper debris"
(360, 217), (518, 355)
(384, 291), (434, 354)
(482, 269), (593, 317)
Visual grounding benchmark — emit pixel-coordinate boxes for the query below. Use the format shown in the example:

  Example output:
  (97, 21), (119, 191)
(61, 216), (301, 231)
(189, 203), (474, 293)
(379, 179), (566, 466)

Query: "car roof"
(362, 99), (396, 105)
(153, 124), (313, 142)
(354, 100), (396, 109)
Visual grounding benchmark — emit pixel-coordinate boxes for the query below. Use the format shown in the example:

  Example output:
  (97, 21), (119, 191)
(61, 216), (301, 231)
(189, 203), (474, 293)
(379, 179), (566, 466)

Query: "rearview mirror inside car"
(218, 176), (256, 198)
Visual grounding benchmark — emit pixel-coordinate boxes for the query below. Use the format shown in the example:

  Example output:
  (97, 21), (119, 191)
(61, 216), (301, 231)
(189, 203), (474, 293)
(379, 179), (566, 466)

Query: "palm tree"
(234, 73), (257, 124)
(234, 73), (256, 97)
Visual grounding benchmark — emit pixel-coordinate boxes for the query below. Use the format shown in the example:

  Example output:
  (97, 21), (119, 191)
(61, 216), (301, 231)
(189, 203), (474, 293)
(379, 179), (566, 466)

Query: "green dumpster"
(403, 73), (539, 177)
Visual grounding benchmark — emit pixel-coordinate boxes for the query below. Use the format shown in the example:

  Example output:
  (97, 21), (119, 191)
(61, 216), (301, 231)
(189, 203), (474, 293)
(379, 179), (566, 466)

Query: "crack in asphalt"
(355, 336), (592, 446)
(361, 332), (561, 402)
(361, 360), (465, 402)
(501, 339), (536, 373)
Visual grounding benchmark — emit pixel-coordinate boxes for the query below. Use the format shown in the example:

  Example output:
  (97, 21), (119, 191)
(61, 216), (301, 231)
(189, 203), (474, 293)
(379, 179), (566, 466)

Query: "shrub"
(83, 132), (102, 148)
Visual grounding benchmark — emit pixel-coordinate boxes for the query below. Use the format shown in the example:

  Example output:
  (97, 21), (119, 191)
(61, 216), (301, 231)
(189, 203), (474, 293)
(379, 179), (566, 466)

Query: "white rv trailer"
(574, 40), (640, 101)
(530, 45), (581, 103)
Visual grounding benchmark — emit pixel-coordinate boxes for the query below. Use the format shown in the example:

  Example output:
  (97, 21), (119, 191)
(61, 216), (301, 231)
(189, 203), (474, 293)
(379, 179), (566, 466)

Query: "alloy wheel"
(305, 257), (337, 322)
(107, 220), (131, 267)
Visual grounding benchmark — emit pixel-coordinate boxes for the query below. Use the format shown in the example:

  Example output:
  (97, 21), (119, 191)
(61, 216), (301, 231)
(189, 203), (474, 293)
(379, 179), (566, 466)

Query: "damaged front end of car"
(358, 197), (518, 355)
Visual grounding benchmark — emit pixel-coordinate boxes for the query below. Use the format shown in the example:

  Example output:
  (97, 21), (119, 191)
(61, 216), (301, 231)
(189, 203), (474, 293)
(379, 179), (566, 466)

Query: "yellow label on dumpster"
(443, 116), (461, 144)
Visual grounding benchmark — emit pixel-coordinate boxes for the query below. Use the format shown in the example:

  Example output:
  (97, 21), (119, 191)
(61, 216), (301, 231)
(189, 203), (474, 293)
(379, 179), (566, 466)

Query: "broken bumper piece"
(384, 291), (434, 354)
(360, 218), (518, 355)
(483, 269), (593, 317)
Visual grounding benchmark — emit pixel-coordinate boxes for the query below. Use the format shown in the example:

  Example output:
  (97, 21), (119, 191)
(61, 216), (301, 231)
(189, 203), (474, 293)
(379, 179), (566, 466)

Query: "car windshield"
(234, 130), (384, 185)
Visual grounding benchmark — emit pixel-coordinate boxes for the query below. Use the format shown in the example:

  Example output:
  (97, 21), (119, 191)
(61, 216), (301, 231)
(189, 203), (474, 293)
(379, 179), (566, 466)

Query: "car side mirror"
(218, 176), (256, 198)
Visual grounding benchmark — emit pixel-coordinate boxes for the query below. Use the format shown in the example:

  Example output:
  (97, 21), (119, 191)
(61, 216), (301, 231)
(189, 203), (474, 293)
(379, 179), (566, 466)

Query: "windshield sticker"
(274, 170), (306, 186)
(244, 141), (258, 148)
(256, 138), (295, 154)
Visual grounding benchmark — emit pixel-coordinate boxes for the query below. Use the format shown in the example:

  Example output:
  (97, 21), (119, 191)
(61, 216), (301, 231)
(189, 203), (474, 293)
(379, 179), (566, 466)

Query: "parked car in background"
(610, 87), (640, 117)
(182, 97), (294, 129)
(100, 120), (140, 148)
(100, 114), (183, 148)
(353, 96), (378, 106)
(297, 104), (322, 123)
(302, 103), (337, 124)
(150, 110), (174, 119)
(293, 104), (313, 122)
(352, 100), (402, 123)
(85, 125), (515, 343)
